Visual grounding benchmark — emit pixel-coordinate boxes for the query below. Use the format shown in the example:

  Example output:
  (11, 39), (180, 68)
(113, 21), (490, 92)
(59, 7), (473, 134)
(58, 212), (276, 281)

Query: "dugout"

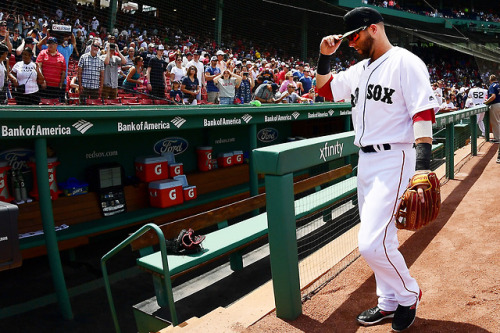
(0, 102), (353, 320)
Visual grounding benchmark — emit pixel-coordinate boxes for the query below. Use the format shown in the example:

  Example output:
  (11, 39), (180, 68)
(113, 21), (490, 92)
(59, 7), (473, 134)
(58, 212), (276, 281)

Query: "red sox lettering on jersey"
(329, 47), (439, 148)
(352, 84), (396, 108)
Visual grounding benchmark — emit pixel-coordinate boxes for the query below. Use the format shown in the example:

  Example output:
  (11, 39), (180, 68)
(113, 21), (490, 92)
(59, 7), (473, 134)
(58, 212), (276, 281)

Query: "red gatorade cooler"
(28, 157), (62, 200)
(217, 152), (233, 168)
(232, 151), (244, 165)
(183, 185), (197, 201)
(168, 163), (184, 177)
(0, 161), (13, 203)
(135, 156), (169, 182)
(148, 179), (184, 208)
(197, 147), (213, 171)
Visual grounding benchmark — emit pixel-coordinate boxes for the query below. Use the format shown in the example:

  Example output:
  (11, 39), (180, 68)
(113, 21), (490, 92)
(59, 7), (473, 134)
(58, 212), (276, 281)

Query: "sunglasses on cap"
(341, 26), (367, 42)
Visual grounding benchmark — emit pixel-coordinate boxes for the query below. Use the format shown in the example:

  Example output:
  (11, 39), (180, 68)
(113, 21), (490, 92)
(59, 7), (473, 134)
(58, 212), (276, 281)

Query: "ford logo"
(154, 137), (189, 155)
(257, 128), (278, 143)
(0, 149), (35, 171)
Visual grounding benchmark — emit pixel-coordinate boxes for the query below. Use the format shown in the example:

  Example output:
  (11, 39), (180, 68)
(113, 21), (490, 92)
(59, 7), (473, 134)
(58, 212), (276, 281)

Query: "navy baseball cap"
(342, 7), (384, 39)
(270, 83), (279, 93)
(47, 37), (58, 44)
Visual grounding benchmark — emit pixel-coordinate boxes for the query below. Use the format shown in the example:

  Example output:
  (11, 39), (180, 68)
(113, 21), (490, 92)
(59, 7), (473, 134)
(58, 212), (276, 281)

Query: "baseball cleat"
(392, 289), (423, 332)
(356, 306), (395, 326)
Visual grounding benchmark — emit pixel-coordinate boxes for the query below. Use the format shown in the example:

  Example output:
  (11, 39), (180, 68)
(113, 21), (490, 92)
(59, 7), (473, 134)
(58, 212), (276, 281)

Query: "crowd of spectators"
(366, 1), (500, 23)
(0, 1), (495, 107)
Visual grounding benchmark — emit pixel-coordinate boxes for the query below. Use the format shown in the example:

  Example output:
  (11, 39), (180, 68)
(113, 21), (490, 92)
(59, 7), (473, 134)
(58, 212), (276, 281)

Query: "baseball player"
(467, 82), (488, 137)
(316, 7), (440, 331)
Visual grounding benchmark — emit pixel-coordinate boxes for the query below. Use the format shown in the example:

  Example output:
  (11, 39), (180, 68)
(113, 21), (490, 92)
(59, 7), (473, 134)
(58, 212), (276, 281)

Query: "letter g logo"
(188, 188), (195, 198)
(169, 189), (176, 200)
(155, 164), (162, 175)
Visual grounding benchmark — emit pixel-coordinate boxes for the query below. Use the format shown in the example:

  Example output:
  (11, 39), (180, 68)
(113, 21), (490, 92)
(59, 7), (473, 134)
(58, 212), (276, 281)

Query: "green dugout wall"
(0, 102), (352, 319)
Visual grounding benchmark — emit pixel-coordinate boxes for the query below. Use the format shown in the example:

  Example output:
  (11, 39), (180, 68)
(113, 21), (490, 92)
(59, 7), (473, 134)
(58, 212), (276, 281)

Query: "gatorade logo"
(227, 156), (232, 164)
(236, 155), (242, 163)
(155, 164), (162, 175)
(150, 191), (157, 197)
(169, 189), (176, 200)
(174, 166), (181, 175)
(187, 188), (195, 198)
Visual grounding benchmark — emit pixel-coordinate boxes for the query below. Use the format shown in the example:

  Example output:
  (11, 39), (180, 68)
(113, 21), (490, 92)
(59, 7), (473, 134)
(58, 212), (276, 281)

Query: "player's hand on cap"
(320, 35), (342, 56)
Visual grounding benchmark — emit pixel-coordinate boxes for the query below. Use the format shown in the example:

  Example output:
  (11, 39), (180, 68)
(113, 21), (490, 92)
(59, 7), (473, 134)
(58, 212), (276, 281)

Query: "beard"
(354, 34), (375, 60)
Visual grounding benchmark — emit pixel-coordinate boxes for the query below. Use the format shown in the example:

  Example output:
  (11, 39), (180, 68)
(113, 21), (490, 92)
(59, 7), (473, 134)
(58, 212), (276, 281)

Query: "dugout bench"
(101, 165), (358, 331)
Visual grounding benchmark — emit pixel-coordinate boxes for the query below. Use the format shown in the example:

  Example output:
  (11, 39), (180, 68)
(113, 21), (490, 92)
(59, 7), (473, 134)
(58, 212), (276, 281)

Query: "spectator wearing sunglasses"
(78, 41), (105, 103)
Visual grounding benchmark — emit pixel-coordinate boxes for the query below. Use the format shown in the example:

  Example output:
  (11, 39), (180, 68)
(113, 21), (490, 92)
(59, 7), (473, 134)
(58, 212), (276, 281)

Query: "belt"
(360, 143), (415, 153)
(360, 144), (391, 153)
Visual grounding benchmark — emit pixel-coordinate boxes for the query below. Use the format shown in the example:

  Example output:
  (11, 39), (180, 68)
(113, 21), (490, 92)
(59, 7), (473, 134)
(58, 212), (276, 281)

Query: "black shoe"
(392, 290), (422, 332)
(357, 306), (395, 326)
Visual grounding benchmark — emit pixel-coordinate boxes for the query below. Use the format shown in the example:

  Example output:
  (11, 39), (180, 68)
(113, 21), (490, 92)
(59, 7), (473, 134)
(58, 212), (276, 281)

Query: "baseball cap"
(210, 56), (217, 61)
(25, 37), (34, 44)
(193, 50), (201, 55)
(216, 50), (225, 55)
(342, 7), (384, 39)
(270, 83), (279, 93)
(47, 37), (58, 44)
(157, 44), (164, 50)
(0, 20), (7, 26)
(148, 43), (155, 48)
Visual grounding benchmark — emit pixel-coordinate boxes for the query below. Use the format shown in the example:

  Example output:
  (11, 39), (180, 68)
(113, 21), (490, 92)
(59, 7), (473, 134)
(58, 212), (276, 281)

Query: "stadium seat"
(122, 98), (140, 105)
(139, 99), (154, 105)
(118, 93), (136, 98)
(86, 99), (104, 105)
(7, 98), (16, 105)
(39, 98), (61, 105)
(103, 99), (122, 105)
(154, 99), (171, 105)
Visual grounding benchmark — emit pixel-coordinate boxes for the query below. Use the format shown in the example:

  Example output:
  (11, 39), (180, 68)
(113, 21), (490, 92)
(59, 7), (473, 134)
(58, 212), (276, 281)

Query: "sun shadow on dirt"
(287, 313), (492, 333)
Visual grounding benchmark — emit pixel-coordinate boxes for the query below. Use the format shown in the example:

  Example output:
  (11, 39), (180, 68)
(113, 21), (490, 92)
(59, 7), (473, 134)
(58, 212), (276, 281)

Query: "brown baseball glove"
(395, 172), (441, 231)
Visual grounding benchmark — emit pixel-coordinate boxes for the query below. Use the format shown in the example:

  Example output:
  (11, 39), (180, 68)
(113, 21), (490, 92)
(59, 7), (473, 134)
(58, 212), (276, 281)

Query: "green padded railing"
(101, 223), (177, 333)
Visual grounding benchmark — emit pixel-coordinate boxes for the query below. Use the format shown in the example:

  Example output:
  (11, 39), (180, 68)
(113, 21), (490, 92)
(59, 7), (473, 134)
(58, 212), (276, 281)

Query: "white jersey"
(467, 87), (487, 105)
(434, 87), (443, 104)
(329, 47), (439, 147)
(465, 98), (474, 109)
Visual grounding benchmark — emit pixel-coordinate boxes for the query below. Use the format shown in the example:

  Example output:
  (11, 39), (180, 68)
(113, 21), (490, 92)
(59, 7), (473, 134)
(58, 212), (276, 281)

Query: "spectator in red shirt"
(36, 37), (66, 101)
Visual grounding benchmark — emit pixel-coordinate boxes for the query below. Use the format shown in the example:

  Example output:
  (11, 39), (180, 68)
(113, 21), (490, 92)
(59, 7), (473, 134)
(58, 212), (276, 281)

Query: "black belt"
(360, 144), (391, 153)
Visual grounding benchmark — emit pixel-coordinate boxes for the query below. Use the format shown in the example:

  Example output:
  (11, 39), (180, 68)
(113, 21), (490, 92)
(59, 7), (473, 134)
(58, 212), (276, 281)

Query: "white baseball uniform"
(325, 46), (439, 310)
(468, 87), (488, 135)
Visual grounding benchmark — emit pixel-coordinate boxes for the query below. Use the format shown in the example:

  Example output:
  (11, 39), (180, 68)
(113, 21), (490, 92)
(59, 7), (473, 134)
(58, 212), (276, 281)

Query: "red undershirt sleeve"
(413, 109), (436, 124)
(317, 75), (334, 101)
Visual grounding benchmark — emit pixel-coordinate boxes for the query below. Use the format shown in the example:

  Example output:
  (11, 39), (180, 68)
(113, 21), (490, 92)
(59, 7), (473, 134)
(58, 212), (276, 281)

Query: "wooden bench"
(128, 165), (358, 321)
